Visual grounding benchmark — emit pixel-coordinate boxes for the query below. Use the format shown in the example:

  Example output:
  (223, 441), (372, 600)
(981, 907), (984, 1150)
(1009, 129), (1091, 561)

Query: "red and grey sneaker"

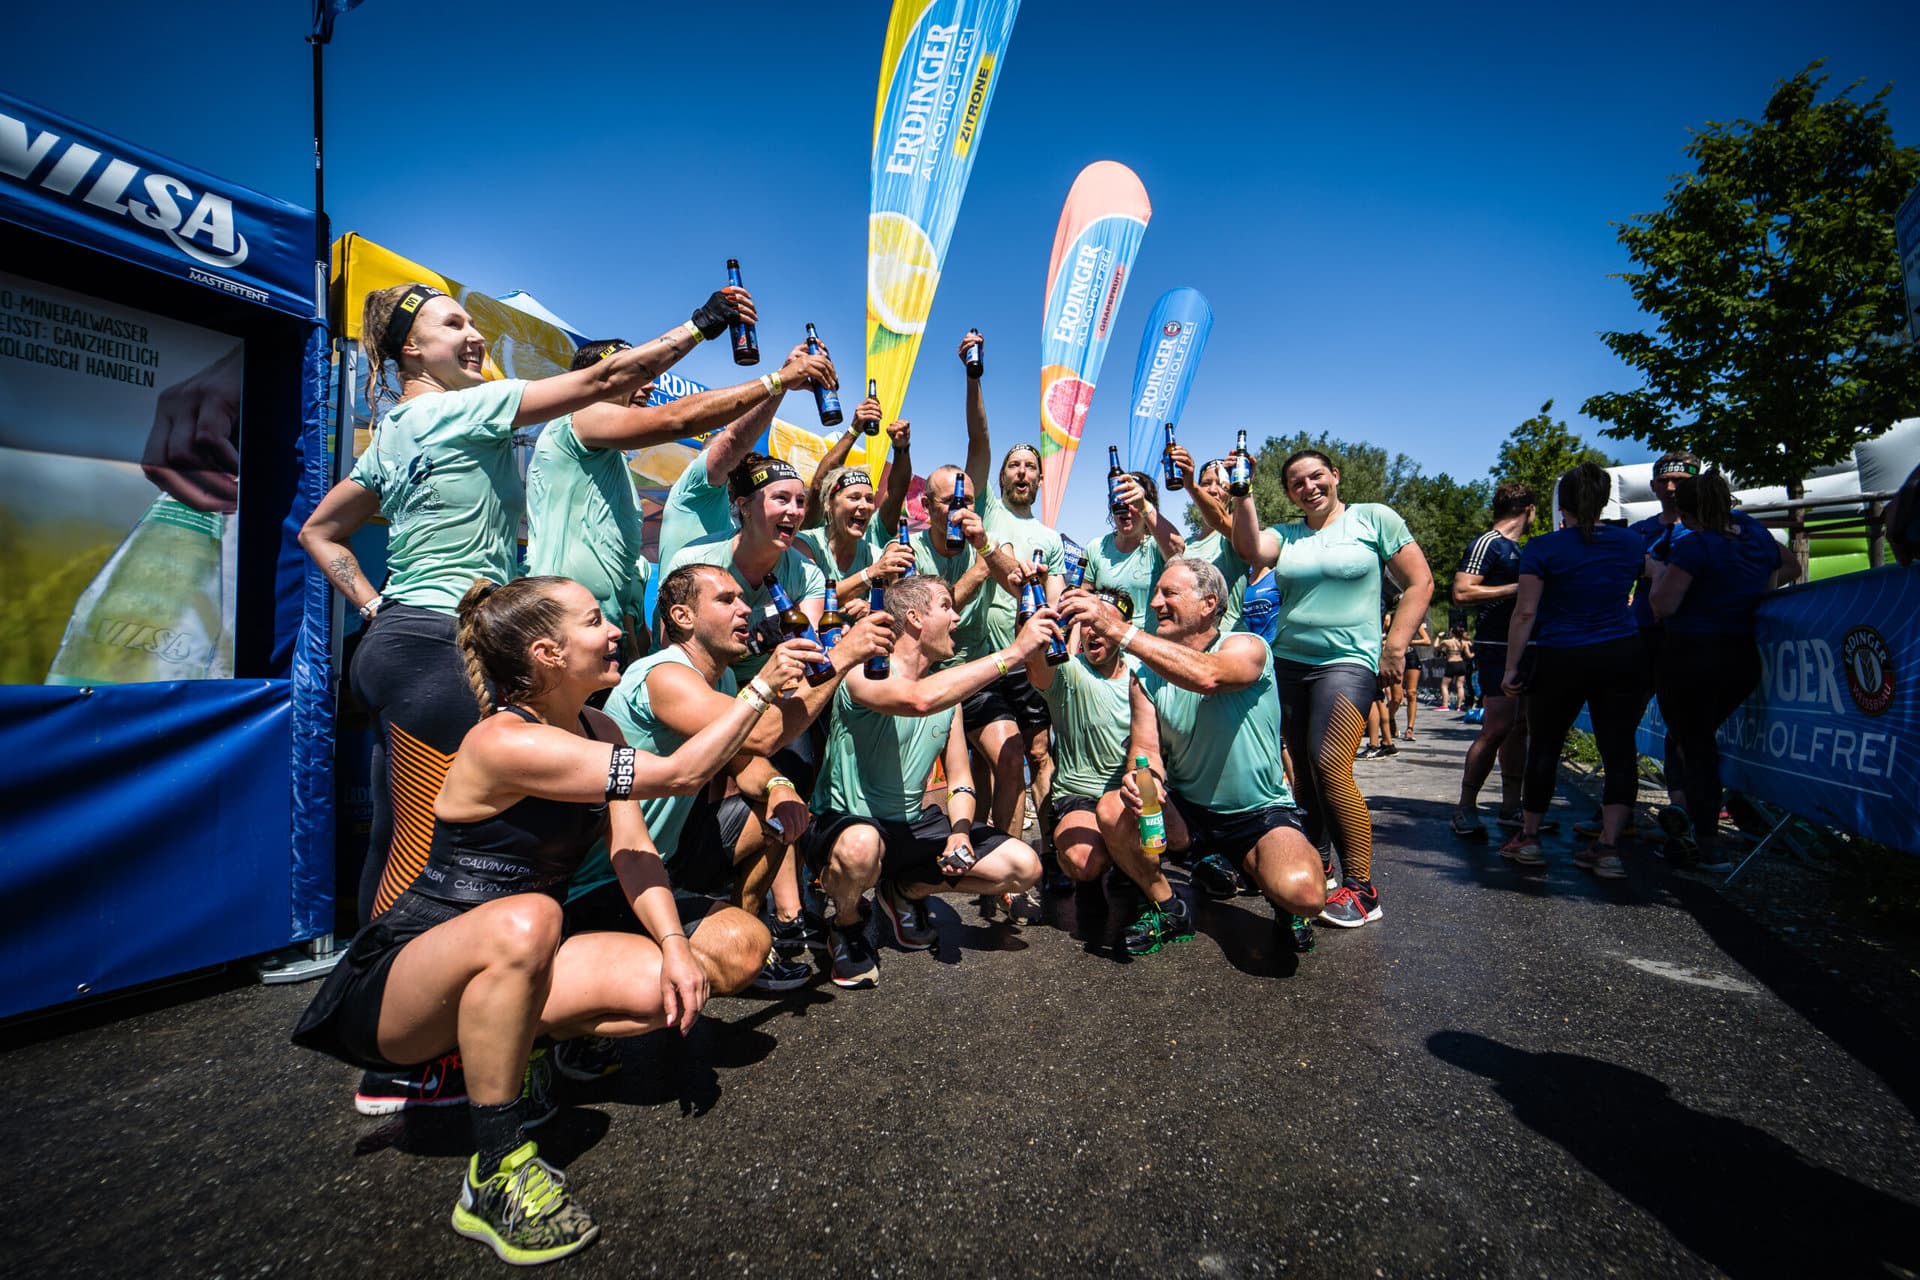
(355, 1052), (466, 1116)
(1499, 831), (1546, 867)
(1318, 881), (1383, 928)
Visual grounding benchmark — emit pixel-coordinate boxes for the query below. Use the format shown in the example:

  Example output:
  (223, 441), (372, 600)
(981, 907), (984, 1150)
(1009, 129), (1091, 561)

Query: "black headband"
(1004, 442), (1042, 464)
(381, 284), (448, 357)
(1654, 457), (1701, 478)
(828, 468), (874, 499)
(740, 459), (803, 495)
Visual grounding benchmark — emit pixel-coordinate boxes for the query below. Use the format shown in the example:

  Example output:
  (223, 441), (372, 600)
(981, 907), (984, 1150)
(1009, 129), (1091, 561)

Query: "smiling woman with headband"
(298, 279), (754, 1115)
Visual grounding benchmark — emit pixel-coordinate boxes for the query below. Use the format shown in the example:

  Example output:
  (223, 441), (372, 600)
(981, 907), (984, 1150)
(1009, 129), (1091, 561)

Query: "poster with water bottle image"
(0, 270), (241, 685)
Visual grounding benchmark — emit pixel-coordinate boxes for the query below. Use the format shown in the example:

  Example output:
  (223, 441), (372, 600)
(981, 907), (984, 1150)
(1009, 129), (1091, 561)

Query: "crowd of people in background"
(290, 282), (1794, 1265)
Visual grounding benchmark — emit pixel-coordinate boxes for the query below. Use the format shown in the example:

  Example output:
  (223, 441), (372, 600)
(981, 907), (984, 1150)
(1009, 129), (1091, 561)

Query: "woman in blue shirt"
(1647, 473), (1783, 870)
(1500, 463), (1646, 877)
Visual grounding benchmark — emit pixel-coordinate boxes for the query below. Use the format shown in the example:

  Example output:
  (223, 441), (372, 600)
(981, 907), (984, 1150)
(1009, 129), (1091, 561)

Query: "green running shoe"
(451, 1141), (599, 1266)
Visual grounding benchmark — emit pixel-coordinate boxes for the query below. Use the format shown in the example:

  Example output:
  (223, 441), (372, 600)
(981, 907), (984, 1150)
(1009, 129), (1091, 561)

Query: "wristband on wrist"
(658, 930), (688, 943)
(760, 371), (783, 396)
(358, 594), (383, 621)
(681, 320), (704, 342)
(739, 686), (770, 713)
(765, 775), (795, 797)
(749, 675), (776, 703)
(1120, 625), (1140, 653)
(994, 653), (1011, 677)
(950, 784), (977, 798)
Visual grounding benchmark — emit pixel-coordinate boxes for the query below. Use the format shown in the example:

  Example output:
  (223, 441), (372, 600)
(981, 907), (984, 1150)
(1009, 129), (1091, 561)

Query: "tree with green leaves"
(1581, 63), (1920, 565)
(1490, 401), (1614, 535)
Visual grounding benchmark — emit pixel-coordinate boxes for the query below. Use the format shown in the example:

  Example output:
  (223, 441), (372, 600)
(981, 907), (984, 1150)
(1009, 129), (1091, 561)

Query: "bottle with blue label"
(765, 575), (834, 685)
(896, 515), (913, 576)
(47, 495), (232, 685)
(864, 578), (890, 680)
(805, 323), (842, 427)
(947, 472), (967, 544)
(1107, 445), (1129, 514)
(1227, 429), (1253, 497)
(1162, 422), (1186, 491)
(726, 258), (758, 366)
(815, 577), (845, 687)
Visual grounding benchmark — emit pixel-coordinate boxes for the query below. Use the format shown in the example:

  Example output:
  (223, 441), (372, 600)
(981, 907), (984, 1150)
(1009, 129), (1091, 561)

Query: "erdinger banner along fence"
(1630, 566), (1919, 855)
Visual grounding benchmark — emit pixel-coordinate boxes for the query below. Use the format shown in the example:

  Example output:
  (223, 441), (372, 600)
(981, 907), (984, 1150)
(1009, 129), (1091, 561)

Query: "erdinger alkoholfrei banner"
(1038, 161), (1151, 525)
(1125, 287), (1212, 476)
(1716, 566), (1919, 854)
(0, 90), (318, 321)
(864, 0), (1022, 474)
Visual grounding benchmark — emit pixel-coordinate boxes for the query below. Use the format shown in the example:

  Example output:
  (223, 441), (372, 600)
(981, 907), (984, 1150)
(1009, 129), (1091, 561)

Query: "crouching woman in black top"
(295, 575), (811, 1265)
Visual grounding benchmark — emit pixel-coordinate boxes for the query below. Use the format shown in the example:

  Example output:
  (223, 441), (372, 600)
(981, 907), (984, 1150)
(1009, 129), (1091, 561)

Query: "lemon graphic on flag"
(868, 212), (940, 336)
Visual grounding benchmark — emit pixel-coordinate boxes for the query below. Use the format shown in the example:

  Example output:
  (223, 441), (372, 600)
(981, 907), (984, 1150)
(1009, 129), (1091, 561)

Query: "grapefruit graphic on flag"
(1037, 162), (1151, 525)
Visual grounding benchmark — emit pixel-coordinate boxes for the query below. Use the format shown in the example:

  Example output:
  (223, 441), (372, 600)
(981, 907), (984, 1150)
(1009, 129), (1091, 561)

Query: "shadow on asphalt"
(1194, 897), (1302, 980)
(1428, 1030), (1920, 1277)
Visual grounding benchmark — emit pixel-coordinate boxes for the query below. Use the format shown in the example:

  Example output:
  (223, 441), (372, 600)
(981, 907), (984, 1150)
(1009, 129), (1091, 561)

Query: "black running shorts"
(802, 805), (1015, 887)
(961, 669), (1051, 736)
(1169, 797), (1303, 871)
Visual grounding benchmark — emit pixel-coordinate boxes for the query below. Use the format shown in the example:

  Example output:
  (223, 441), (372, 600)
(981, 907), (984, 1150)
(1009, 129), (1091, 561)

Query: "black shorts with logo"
(961, 668), (1051, 736)
(1170, 796), (1303, 870)
(561, 788), (751, 934)
(802, 805), (1015, 887)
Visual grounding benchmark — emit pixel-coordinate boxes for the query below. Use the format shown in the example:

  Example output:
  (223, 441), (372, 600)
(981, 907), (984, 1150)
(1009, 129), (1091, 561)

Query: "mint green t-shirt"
(664, 530), (826, 683)
(348, 379), (527, 614)
(814, 680), (953, 822)
(1269, 503), (1413, 671)
(909, 529), (992, 661)
(1037, 655), (1135, 801)
(978, 487), (1064, 649)
(567, 645), (735, 899)
(525, 414), (647, 633)
(797, 522), (886, 585)
(1086, 532), (1167, 635)
(657, 450), (732, 572)
(1184, 530), (1249, 634)
(1138, 634), (1293, 814)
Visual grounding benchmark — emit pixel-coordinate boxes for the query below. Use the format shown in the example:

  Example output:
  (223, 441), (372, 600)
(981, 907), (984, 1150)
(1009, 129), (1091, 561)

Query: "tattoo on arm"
(326, 554), (360, 593)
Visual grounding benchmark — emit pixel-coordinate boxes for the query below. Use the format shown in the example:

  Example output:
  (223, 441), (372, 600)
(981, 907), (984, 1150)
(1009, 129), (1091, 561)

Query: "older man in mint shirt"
(1064, 556), (1327, 958)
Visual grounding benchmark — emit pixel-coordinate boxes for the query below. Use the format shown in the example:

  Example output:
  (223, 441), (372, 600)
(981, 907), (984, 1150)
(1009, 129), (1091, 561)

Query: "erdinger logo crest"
(1162, 320), (1182, 337)
(1841, 626), (1894, 716)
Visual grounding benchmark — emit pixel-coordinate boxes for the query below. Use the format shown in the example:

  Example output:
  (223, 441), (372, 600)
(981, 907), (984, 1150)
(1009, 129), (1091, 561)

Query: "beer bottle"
(1052, 537), (1087, 666)
(962, 328), (984, 378)
(805, 323), (842, 427)
(864, 578), (890, 680)
(896, 515), (913, 577)
(1135, 754), (1168, 857)
(1107, 445), (1129, 514)
(1227, 428), (1253, 497)
(864, 379), (880, 436)
(946, 472), (967, 546)
(1162, 422), (1186, 491)
(725, 258), (758, 366)
(813, 578), (844, 687)
(1016, 574), (1039, 631)
(765, 576), (834, 685)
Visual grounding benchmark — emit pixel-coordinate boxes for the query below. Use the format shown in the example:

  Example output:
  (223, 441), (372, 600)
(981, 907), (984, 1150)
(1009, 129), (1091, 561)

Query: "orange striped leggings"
(346, 603), (479, 925)
(1274, 659), (1379, 885)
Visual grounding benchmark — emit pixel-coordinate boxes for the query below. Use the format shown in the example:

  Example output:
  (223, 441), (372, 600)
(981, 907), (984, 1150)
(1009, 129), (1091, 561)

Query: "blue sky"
(7, 0), (1917, 543)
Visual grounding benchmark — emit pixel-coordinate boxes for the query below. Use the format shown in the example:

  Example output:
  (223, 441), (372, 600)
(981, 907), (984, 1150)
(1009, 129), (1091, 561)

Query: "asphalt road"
(6, 709), (1917, 1278)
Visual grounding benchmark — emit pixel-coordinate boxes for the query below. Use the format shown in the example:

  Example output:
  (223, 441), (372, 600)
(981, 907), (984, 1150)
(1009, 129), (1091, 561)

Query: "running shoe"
(1354, 745), (1376, 761)
(1319, 881), (1382, 928)
(1573, 842), (1627, 880)
(1374, 742), (1400, 759)
(1655, 805), (1700, 866)
(1285, 914), (1317, 953)
(877, 879), (938, 950)
(354, 1053), (466, 1116)
(1122, 895), (1194, 956)
(1499, 831), (1545, 867)
(828, 918), (880, 989)
(551, 1036), (623, 1084)
(752, 947), (814, 991)
(1401, 729), (1416, 741)
(451, 1141), (599, 1266)
(1189, 852), (1242, 900)
(1571, 812), (1602, 837)
(1464, 708), (1484, 724)
(1450, 809), (1488, 840)
(768, 910), (829, 959)
(521, 1047), (558, 1130)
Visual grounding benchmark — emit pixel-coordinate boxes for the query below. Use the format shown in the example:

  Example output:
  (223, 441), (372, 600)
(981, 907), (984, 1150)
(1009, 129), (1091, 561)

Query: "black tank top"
(408, 707), (609, 908)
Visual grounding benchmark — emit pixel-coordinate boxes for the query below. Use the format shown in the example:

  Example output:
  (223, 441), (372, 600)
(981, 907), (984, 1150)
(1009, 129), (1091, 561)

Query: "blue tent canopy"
(0, 90), (334, 1018)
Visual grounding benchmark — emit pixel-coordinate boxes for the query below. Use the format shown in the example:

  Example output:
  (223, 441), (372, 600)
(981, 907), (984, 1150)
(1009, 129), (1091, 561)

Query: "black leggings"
(1656, 632), (1760, 842)
(1274, 660), (1378, 884)
(1522, 636), (1647, 814)
(347, 603), (479, 925)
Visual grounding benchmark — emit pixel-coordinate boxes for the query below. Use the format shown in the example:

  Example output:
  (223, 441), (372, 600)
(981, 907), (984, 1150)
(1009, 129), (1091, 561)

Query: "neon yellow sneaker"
(450, 1141), (599, 1266)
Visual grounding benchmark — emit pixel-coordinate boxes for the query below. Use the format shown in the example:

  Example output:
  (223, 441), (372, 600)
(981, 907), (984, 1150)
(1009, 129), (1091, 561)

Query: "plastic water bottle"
(1135, 753), (1168, 857)
(47, 495), (231, 684)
